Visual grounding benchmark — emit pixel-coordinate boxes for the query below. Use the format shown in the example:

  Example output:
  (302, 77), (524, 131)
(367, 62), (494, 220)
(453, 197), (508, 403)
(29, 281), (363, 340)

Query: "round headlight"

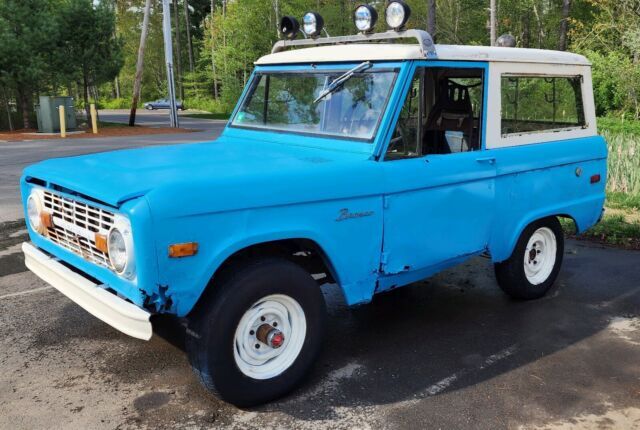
(385, 1), (411, 31)
(108, 216), (135, 279)
(108, 228), (127, 273)
(302, 12), (324, 38)
(27, 191), (43, 234)
(354, 5), (378, 33)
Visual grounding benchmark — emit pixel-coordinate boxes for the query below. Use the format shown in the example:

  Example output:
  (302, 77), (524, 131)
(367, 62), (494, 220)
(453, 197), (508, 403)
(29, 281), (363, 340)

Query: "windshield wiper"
(313, 61), (373, 103)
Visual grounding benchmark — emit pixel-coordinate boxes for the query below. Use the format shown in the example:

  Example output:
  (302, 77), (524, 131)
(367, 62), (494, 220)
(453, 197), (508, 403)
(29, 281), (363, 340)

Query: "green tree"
(0, 0), (58, 128)
(56, 0), (123, 119)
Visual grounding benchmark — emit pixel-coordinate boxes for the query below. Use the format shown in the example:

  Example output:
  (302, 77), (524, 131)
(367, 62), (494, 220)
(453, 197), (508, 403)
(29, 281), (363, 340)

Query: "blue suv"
(20, 6), (606, 406)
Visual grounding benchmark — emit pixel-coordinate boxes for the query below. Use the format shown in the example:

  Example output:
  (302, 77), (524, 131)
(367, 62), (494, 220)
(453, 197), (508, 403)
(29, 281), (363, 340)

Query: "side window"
(501, 75), (585, 135)
(385, 67), (485, 161)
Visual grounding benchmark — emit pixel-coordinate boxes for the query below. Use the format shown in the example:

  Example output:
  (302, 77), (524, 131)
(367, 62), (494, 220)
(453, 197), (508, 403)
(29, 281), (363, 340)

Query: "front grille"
(42, 190), (115, 269)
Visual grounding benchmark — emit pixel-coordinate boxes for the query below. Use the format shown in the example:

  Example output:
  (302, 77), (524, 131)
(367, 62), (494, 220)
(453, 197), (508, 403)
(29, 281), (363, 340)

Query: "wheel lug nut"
(273, 322), (278, 327)
(260, 316), (266, 322)
(249, 330), (255, 336)
(255, 344), (260, 349)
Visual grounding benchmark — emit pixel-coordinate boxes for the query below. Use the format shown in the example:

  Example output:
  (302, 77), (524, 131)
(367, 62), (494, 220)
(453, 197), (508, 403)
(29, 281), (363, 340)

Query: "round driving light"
(108, 228), (128, 274)
(354, 5), (378, 33)
(279, 16), (300, 40)
(496, 33), (517, 47)
(27, 192), (43, 233)
(385, 1), (411, 31)
(302, 12), (324, 38)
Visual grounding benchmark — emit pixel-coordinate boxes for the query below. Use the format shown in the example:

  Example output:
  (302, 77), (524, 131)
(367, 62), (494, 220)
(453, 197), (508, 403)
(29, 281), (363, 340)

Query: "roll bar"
(271, 29), (437, 59)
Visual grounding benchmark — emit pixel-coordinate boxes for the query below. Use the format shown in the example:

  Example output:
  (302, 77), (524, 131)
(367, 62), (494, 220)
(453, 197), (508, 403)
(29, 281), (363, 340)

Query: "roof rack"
(271, 29), (437, 58)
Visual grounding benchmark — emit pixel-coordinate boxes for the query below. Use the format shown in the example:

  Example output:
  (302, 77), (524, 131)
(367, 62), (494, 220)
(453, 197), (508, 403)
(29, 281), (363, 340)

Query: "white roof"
(255, 43), (590, 66)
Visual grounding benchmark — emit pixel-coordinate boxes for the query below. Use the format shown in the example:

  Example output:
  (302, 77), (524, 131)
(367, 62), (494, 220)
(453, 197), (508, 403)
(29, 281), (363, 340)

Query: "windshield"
(231, 69), (397, 142)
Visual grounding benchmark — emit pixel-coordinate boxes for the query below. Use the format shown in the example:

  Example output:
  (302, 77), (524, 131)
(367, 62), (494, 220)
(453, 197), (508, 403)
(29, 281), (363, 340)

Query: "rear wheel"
(186, 258), (326, 407)
(494, 217), (564, 300)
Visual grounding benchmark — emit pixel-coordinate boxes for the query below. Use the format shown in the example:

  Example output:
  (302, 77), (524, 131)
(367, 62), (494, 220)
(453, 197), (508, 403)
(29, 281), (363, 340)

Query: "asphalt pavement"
(1, 111), (639, 429)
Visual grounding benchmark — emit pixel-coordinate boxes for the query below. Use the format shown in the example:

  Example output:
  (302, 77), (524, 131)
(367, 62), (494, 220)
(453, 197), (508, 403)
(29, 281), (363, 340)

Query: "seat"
(424, 80), (476, 154)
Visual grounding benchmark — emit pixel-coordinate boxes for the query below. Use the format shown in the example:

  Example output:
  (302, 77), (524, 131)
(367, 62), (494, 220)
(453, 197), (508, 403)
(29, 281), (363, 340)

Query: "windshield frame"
(228, 65), (400, 143)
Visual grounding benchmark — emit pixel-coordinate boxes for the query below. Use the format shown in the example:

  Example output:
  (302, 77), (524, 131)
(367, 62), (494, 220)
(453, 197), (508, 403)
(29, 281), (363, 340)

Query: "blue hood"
(22, 136), (371, 207)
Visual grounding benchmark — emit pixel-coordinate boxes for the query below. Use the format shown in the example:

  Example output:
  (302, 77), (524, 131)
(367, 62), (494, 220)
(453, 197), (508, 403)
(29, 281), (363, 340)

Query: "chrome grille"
(42, 190), (115, 269)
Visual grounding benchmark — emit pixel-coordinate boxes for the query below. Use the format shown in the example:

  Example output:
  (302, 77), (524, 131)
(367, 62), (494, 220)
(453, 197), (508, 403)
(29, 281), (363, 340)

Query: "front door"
(379, 63), (496, 289)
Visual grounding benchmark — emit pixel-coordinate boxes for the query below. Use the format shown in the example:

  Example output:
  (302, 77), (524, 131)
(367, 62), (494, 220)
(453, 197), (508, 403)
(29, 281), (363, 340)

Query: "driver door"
(379, 63), (496, 286)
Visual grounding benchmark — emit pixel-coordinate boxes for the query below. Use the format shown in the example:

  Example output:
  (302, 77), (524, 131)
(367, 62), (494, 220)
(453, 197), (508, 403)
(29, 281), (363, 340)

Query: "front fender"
(152, 197), (384, 317)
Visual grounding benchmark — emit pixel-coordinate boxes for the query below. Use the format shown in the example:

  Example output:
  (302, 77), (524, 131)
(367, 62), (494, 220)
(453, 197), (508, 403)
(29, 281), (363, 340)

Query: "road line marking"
(424, 344), (518, 397)
(425, 374), (460, 396)
(0, 286), (53, 299)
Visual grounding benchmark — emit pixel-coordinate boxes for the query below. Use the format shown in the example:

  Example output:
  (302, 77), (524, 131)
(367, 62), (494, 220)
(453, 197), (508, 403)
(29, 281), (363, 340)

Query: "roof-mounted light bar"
(271, 29), (437, 58)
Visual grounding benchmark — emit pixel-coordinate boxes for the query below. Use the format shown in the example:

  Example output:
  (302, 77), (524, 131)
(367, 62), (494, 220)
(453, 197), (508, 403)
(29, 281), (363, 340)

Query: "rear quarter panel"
(489, 136), (607, 262)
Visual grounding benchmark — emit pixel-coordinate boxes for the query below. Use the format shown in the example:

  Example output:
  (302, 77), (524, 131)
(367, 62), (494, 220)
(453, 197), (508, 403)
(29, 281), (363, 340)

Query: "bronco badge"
(335, 208), (374, 222)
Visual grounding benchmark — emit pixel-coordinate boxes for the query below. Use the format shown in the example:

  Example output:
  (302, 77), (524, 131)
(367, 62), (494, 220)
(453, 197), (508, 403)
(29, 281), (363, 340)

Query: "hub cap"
(233, 294), (306, 380)
(523, 227), (557, 285)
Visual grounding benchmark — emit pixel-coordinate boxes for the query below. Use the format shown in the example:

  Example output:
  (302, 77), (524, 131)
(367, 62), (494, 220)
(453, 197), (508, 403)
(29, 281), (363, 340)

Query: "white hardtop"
(256, 43), (590, 66)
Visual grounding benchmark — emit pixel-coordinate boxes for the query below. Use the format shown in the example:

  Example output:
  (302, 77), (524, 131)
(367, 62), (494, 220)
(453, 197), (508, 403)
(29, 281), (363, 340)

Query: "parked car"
(20, 3), (606, 407)
(143, 98), (184, 110)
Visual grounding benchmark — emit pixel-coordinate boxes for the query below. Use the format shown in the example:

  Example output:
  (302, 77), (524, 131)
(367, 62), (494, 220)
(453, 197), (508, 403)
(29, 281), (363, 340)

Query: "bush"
(586, 50), (640, 118)
(100, 98), (132, 109)
(183, 97), (229, 114)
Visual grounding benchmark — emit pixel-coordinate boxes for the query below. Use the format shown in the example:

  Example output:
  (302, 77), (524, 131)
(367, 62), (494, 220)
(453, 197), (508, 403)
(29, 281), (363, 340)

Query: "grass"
(562, 191), (640, 249)
(183, 112), (230, 120)
(560, 118), (640, 248)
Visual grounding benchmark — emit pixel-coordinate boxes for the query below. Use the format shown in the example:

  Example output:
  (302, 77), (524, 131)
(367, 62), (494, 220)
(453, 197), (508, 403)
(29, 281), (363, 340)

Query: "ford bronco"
(20, 2), (606, 406)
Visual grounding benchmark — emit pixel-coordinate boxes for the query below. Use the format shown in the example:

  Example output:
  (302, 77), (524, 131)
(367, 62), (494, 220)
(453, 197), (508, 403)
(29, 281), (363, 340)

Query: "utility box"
(35, 96), (76, 133)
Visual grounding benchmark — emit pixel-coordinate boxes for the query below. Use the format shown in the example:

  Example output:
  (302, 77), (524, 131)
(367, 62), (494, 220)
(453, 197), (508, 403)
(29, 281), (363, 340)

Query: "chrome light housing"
(27, 189), (46, 234)
(108, 215), (136, 279)
(302, 12), (324, 38)
(354, 5), (378, 33)
(385, 1), (411, 31)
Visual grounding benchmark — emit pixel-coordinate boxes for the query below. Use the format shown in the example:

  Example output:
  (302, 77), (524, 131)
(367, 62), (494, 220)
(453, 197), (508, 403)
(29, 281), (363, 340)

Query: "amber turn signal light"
(95, 233), (108, 253)
(169, 242), (199, 258)
(40, 212), (53, 229)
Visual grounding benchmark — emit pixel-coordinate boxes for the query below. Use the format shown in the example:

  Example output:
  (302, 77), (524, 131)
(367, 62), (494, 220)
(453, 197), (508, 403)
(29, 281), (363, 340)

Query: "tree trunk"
(489, 0), (497, 46)
(173, 0), (184, 100)
(427, 0), (436, 39)
(2, 86), (13, 131)
(82, 70), (91, 121)
(115, 76), (121, 99)
(210, 0), (218, 99)
(17, 85), (31, 129)
(558, 0), (571, 51)
(274, 0), (280, 38)
(183, 0), (194, 73)
(522, 12), (531, 48)
(129, 0), (152, 127)
(532, 3), (545, 48)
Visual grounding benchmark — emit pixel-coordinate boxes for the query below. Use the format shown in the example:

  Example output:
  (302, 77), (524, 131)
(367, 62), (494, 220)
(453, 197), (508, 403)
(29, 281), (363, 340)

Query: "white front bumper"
(22, 242), (152, 340)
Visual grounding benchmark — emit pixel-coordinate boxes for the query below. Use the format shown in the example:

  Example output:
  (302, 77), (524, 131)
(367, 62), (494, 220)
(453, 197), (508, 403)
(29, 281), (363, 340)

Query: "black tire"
(494, 216), (564, 300)
(186, 258), (327, 407)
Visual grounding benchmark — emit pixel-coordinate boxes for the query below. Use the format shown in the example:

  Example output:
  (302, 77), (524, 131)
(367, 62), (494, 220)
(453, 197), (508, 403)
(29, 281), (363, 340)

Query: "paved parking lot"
(1, 114), (639, 429)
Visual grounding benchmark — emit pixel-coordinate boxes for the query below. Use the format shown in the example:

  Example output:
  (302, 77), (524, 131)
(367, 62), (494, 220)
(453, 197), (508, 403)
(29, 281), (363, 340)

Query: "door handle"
(476, 157), (496, 165)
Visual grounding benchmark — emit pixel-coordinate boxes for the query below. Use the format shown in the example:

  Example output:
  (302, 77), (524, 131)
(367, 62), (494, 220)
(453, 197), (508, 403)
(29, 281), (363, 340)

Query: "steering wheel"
(387, 128), (406, 153)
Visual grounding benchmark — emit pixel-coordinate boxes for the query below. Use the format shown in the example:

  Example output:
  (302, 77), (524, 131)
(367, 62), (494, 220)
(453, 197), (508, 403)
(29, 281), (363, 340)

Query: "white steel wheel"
(233, 294), (307, 380)
(523, 227), (557, 285)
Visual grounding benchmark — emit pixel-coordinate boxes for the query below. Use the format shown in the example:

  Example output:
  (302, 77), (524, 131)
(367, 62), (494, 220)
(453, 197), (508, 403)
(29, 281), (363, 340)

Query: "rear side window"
(501, 75), (585, 136)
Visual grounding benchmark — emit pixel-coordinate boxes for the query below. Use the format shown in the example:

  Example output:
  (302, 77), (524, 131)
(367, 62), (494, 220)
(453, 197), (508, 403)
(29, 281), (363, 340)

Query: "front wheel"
(494, 217), (564, 300)
(186, 258), (326, 407)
